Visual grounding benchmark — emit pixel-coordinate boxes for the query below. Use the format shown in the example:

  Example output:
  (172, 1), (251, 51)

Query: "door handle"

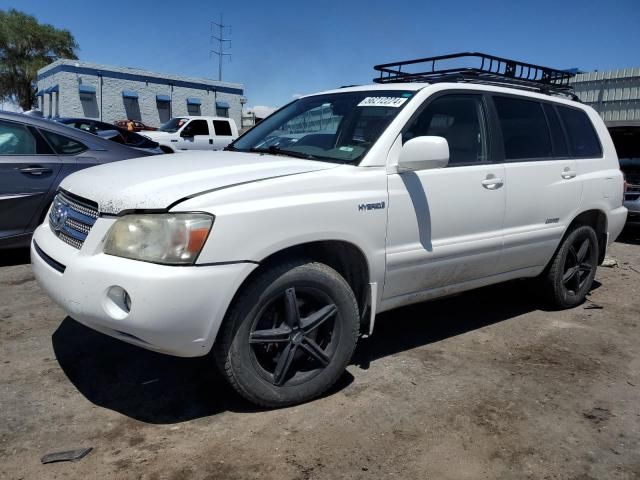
(561, 168), (577, 180)
(209, 139), (213, 145)
(19, 166), (52, 176)
(481, 174), (504, 189)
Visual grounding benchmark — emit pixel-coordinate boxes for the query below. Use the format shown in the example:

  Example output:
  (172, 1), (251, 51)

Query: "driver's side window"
(403, 94), (488, 165)
(184, 120), (209, 136)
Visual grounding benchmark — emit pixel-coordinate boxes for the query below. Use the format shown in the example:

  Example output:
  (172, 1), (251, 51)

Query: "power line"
(210, 14), (231, 82)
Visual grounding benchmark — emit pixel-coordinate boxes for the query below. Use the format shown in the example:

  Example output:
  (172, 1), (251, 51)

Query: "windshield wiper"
(250, 145), (317, 160)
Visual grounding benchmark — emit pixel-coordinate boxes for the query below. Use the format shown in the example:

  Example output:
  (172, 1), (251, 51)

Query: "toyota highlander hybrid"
(31, 53), (627, 407)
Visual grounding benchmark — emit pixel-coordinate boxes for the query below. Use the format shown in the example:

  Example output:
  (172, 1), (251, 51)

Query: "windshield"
(158, 117), (188, 133)
(232, 90), (414, 163)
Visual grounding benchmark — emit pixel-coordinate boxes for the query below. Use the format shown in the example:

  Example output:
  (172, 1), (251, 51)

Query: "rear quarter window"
(39, 129), (87, 155)
(557, 106), (602, 158)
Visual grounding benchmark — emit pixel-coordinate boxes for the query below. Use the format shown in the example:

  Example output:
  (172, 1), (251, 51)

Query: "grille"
(49, 191), (99, 249)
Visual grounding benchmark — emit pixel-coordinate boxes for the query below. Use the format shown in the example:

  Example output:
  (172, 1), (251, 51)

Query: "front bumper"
(31, 220), (256, 357)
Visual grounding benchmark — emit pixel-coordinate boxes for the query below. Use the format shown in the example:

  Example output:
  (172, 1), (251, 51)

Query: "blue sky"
(3, 0), (640, 115)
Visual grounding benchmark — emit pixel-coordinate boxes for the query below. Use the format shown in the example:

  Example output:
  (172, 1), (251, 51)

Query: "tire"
(542, 225), (599, 309)
(214, 260), (360, 407)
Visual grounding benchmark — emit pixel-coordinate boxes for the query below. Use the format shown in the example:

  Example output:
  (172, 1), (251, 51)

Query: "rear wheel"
(542, 225), (598, 309)
(215, 260), (360, 407)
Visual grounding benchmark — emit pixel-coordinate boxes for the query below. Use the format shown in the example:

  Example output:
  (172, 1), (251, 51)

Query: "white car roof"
(304, 81), (583, 108)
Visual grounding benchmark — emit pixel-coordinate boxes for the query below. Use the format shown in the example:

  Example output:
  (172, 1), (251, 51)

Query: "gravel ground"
(1, 230), (639, 480)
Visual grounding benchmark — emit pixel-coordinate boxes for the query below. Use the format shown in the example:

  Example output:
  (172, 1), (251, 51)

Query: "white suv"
(31, 54), (627, 407)
(145, 116), (238, 153)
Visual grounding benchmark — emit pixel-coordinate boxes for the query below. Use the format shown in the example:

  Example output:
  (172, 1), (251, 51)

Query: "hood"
(141, 130), (174, 140)
(60, 151), (338, 214)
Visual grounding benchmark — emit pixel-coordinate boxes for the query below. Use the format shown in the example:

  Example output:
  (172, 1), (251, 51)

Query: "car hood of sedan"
(59, 151), (339, 214)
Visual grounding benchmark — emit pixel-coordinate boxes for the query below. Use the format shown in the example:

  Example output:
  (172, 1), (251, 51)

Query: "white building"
(571, 67), (640, 125)
(36, 60), (245, 128)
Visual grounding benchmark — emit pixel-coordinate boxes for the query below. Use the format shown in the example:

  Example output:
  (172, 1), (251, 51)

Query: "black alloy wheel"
(561, 236), (594, 296)
(215, 261), (360, 407)
(249, 287), (339, 387)
(543, 225), (598, 309)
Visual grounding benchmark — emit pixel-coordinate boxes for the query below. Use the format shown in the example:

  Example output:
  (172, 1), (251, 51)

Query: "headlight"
(103, 213), (213, 265)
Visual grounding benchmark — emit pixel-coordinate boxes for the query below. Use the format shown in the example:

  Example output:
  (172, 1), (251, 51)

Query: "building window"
(187, 98), (201, 116)
(216, 100), (230, 118)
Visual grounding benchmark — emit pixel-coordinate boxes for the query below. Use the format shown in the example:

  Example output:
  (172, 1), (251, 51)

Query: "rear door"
(212, 119), (234, 150)
(492, 95), (582, 272)
(0, 119), (62, 239)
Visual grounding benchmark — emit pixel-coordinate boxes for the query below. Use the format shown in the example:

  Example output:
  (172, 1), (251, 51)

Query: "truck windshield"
(158, 117), (188, 133)
(231, 90), (414, 163)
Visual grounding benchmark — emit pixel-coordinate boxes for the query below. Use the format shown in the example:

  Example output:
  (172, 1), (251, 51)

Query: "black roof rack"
(373, 52), (578, 100)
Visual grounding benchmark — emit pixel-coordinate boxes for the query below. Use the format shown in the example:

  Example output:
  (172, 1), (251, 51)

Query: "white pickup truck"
(144, 116), (238, 153)
(32, 53), (627, 407)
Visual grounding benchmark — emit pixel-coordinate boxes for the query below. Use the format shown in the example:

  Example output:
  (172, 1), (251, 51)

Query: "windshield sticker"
(357, 97), (408, 108)
(339, 146), (354, 152)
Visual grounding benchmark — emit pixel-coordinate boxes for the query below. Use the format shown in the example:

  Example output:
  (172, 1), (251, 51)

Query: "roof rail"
(373, 52), (579, 100)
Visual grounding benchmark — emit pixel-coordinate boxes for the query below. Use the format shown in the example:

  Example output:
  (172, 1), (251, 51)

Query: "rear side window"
(494, 96), (551, 160)
(0, 120), (52, 155)
(213, 120), (232, 136)
(542, 104), (568, 157)
(557, 106), (602, 158)
(39, 129), (87, 155)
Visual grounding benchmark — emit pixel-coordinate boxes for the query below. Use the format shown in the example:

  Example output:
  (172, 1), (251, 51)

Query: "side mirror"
(398, 136), (449, 172)
(180, 127), (193, 138)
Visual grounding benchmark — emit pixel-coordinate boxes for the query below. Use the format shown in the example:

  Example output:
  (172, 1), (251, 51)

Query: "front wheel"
(214, 260), (360, 407)
(542, 225), (599, 309)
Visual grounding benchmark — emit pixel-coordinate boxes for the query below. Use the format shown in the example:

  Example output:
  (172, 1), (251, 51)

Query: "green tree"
(0, 9), (78, 111)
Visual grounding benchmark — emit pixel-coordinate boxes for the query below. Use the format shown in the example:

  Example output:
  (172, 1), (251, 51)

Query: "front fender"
(176, 165), (389, 296)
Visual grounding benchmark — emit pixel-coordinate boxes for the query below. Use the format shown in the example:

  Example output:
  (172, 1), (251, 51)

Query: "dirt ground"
(1, 230), (639, 480)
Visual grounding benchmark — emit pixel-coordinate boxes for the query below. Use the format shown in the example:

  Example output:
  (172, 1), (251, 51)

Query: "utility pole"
(210, 14), (231, 81)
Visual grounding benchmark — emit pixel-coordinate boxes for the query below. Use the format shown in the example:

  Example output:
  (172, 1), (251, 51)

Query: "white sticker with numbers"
(357, 97), (408, 108)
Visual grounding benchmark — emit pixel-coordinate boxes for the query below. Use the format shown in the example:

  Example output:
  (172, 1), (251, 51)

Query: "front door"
(384, 93), (506, 301)
(179, 119), (212, 150)
(0, 119), (62, 239)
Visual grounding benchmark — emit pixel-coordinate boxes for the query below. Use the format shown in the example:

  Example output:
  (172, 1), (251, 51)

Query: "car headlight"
(103, 213), (213, 265)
